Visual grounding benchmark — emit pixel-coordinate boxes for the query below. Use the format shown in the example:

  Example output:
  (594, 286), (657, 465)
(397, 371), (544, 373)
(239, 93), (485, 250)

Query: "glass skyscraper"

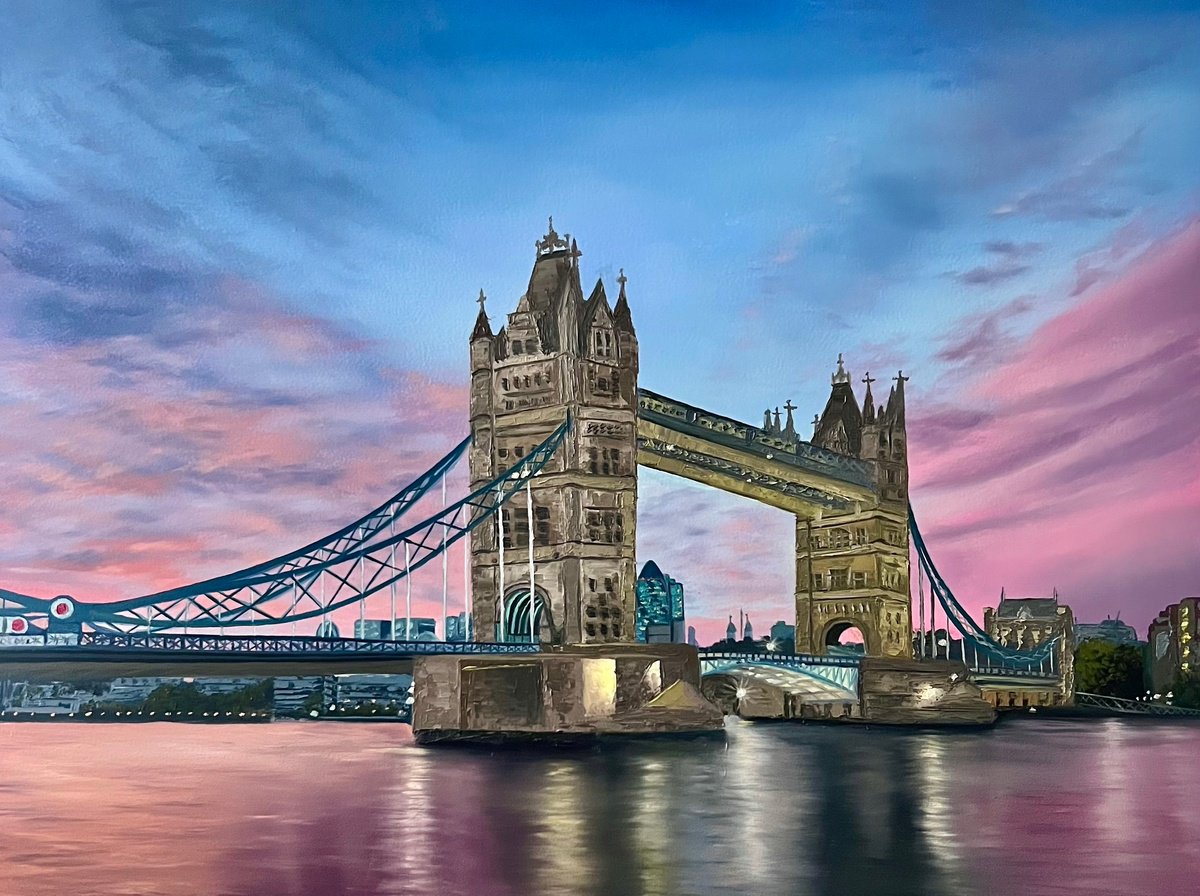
(635, 561), (686, 643)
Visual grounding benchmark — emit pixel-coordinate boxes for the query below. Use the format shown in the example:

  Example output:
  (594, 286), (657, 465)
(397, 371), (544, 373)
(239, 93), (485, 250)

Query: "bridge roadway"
(0, 633), (868, 685)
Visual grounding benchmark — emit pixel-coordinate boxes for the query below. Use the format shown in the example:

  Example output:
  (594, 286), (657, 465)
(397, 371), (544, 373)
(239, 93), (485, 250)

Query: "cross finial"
(547, 215), (554, 232)
(476, 289), (487, 311)
(617, 267), (627, 288)
(894, 370), (910, 383)
(862, 372), (876, 388)
(812, 414), (820, 427)
(783, 399), (796, 413)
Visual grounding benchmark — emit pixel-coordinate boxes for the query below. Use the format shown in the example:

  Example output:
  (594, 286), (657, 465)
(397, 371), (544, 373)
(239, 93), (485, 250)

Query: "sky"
(0, 0), (1197, 644)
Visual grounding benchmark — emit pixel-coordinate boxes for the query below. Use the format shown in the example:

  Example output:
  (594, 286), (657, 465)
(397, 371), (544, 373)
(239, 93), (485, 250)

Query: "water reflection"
(2, 719), (1199, 895)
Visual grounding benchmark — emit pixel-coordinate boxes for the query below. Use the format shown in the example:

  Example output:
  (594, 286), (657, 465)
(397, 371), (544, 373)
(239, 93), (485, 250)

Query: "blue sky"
(1, 1), (1198, 641)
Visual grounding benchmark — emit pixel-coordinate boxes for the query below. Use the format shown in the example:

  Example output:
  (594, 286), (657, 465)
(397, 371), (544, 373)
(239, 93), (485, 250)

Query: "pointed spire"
(862, 372), (876, 423)
(832, 353), (850, 385)
(783, 399), (797, 439)
(471, 289), (492, 340)
(763, 409), (773, 430)
(774, 407), (782, 432)
(812, 413), (820, 436)
(891, 370), (909, 425)
(613, 267), (635, 333)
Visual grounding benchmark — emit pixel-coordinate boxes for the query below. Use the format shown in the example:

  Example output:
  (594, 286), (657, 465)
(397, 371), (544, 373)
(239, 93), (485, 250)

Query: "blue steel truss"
(0, 420), (570, 632)
(908, 503), (1058, 671)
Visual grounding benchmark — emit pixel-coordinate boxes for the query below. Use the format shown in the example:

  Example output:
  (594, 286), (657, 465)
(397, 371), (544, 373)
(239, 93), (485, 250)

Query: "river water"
(0, 717), (1195, 896)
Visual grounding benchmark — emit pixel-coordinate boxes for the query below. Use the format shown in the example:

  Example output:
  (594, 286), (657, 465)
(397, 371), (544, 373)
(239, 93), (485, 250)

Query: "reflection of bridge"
(0, 222), (1066, 716)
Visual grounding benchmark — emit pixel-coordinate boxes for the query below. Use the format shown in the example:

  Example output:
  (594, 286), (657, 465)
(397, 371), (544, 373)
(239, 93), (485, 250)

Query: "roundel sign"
(0, 616), (30, 634)
(50, 596), (76, 620)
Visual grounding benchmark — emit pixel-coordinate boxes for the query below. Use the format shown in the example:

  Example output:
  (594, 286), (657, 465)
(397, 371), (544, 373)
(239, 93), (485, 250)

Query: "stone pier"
(411, 643), (724, 744)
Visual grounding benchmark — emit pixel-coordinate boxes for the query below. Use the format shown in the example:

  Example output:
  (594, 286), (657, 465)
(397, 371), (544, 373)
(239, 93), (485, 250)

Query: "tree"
(1171, 671), (1200, 709)
(1074, 640), (1144, 699)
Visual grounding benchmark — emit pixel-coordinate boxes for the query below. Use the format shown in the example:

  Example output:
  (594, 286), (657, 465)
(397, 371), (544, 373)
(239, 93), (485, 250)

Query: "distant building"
(981, 591), (1075, 707)
(316, 620), (340, 638)
(726, 616), (736, 642)
(770, 621), (795, 642)
(1147, 597), (1200, 694)
(394, 618), (437, 641)
(103, 677), (183, 704)
(273, 677), (334, 715)
(1074, 616), (1141, 647)
(334, 674), (412, 708)
(687, 625), (698, 648)
(742, 615), (753, 641)
(634, 561), (686, 644)
(446, 612), (471, 642)
(354, 619), (392, 640)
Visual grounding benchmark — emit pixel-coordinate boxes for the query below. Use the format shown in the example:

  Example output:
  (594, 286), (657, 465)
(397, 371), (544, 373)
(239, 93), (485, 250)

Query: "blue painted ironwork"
(0, 420), (569, 633)
(698, 650), (860, 694)
(909, 503), (1059, 671)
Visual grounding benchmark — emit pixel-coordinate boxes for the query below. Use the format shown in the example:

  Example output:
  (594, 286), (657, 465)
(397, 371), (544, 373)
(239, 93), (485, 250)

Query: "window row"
(585, 510), (625, 544)
(584, 621), (622, 638)
(588, 576), (616, 593)
(501, 371), (550, 391)
(509, 338), (539, 356)
(499, 505), (552, 549)
(813, 569), (869, 590)
(587, 446), (630, 475)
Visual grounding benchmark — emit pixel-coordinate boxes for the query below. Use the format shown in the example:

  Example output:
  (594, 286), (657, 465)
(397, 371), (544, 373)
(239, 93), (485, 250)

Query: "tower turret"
(813, 353), (864, 455)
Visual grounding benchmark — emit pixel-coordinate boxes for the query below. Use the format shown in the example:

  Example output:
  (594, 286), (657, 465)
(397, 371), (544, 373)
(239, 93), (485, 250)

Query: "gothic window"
(586, 606), (597, 618)
(512, 340), (523, 354)
(604, 577), (614, 593)
(829, 568), (849, 589)
(612, 623), (622, 638)
(852, 571), (866, 588)
(600, 623), (609, 637)
(501, 377), (509, 390)
(853, 527), (868, 545)
(588, 577), (596, 591)
(830, 529), (850, 549)
(812, 572), (824, 591)
(515, 446), (524, 458)
(588, 448), (598, 474)
(586, 623), (596, 637)
(534, 372), (541, 386)
(597, 377), (609, 395)
(535, 506), (551, 543)
(586, 511), (624, 543)
(498, 448), (509, 458)
(524, 375), (531, 388)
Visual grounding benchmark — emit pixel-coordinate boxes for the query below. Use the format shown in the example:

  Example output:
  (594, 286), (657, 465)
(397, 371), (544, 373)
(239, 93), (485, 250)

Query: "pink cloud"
(912, 217), (1200, 632)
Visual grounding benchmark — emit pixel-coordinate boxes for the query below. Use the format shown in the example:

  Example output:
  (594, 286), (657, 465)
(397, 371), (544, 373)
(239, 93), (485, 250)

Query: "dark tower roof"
(861, 372), (876, 424)
(814, 354), (863, 454)
(613, 268), (635, 334)
(471, 289), (492, 340)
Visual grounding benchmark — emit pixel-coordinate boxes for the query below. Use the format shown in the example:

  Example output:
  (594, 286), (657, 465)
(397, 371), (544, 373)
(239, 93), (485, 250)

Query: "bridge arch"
(500, 586), (549, 644)
(822, 619), (875, 656)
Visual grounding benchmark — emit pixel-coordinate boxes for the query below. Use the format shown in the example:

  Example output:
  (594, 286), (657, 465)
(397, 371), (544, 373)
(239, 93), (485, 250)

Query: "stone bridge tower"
(795, 356), (912, 657)
(468, 220), (639, 645)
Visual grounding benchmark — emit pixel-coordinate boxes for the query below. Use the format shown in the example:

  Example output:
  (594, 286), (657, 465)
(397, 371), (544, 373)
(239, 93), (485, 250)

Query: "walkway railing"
(1075, 692), (1200, 717)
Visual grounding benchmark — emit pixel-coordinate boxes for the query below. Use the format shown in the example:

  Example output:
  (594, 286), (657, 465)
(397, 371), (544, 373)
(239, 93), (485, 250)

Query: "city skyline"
(1, 2), (1198, 644)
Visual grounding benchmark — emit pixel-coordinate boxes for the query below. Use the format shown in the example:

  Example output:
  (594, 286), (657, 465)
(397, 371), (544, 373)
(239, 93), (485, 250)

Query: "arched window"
(512, 340), (523, 354)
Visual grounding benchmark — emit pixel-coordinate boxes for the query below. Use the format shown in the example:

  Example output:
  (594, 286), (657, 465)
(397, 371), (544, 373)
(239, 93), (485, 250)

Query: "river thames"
(1, 717), (1195, 896)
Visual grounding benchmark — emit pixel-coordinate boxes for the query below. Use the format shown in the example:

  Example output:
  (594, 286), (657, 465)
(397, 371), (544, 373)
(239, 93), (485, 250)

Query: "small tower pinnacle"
(832, 353), (850, 385)
(783, 399), (797, 439)
(471, 288), (492, 340)
(862, 371), (876, 423)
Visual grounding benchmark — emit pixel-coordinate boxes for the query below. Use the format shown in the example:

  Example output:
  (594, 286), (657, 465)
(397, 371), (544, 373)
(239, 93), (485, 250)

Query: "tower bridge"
(0, 221), (1066, 729)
